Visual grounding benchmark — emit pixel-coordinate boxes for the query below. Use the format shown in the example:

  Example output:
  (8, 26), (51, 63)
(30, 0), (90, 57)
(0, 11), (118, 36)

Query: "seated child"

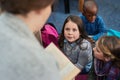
(80, 0), (107, 41)
(93, 36), (120, 80)
(58, 15), (94, 79)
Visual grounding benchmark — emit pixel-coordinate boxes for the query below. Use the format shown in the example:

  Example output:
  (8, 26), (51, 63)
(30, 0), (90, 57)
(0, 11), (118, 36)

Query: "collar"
(64, 38), (81, 47)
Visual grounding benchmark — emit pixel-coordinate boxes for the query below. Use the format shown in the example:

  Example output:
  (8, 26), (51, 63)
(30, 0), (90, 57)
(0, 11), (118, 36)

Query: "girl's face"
(93, 41), (105, 61)
(64, 20), (80, 43)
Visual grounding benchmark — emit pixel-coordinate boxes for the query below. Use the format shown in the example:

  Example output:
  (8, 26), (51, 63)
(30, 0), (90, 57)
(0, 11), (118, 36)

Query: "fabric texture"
(88, 58), (120, 80)
(75, 74), (88, 80)
(41, 23), (59, 48)
(94, 58), (120, 80)
(61, 39), (93, 72)
(61, 39), (93, 80)
(80, 15), (107, 41)
(107, 29), (120, 38)
(0, 12), (60, 80)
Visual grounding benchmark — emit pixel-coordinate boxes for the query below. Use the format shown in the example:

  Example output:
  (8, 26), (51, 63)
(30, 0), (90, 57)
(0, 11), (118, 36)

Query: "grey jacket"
(0, 13), (60, 80)
(62, 39), (93, 71)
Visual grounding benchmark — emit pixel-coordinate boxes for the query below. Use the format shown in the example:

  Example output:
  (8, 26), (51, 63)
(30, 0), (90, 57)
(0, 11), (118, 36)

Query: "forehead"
(84, 6), (97, 15)
(84, 1), (98, 14)
(65, 21), (78, 28)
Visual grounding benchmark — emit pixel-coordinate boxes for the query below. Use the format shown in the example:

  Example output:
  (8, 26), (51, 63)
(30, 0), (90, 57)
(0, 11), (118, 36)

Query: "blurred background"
(47, 0), (120, 34)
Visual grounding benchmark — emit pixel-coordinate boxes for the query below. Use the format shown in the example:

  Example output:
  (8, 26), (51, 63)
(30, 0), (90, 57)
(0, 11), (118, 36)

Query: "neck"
(16, 11), (43, 33)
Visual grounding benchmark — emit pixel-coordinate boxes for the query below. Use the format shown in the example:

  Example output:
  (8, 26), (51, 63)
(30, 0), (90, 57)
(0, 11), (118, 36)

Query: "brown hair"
(98, 36), (120, 68)
(0, 0), (54, 15)
(58, 15), (94, 48)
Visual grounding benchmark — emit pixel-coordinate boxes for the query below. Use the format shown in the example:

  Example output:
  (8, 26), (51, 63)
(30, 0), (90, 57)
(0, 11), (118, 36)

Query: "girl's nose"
(68, 30), (73, 34)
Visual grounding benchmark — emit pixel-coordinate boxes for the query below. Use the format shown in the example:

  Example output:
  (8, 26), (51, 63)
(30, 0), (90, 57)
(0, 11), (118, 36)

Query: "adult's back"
(0, 12), (60, 80)
(0, 0), (60, 80)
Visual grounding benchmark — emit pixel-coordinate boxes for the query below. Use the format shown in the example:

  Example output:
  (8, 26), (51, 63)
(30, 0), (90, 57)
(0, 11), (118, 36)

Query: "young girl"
(58, 15), (94, 76)
(93, 36), (120, 80)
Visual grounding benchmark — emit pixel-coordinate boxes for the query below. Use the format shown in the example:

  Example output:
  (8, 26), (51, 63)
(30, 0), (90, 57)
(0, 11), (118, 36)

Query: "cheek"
(93, 48), (104, 60)
(92, 16), (96, 21)
(64, 30), (67, 36)
(75, 34), (80, 39)
(75, 31), (80, 37)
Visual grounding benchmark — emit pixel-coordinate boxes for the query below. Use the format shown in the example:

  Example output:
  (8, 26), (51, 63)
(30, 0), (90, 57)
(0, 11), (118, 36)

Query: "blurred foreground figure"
(0, 0), (60, 80)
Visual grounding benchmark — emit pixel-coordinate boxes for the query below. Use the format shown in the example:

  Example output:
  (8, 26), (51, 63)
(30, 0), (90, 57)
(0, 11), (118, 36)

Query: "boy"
(80, 0), (107, 41)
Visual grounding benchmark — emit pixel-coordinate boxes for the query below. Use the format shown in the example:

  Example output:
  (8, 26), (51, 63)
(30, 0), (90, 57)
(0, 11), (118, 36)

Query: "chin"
(89, 19), (95, 23)
(89, 21), (94, 23)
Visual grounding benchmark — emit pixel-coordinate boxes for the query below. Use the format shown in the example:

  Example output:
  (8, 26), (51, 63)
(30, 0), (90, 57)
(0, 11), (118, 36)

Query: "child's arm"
(93, 16), (107, 41)
(78, 0), (84, 12)
(75, 41), (93, 72)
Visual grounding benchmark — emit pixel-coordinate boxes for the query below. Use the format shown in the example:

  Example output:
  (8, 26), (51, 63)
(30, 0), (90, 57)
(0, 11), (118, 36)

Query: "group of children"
(40, 0), (120, 80)
(1, 0), (119, 80)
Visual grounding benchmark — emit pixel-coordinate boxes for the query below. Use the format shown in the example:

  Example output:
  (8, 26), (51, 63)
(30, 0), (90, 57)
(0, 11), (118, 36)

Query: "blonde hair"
(98, 36), (120, 67)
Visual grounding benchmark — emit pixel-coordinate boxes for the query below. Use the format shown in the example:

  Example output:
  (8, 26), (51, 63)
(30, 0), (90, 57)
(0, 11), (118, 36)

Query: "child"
(58, 15), (94, 78)
(80, 0), (107, 41)
(93, 36), (120, 80)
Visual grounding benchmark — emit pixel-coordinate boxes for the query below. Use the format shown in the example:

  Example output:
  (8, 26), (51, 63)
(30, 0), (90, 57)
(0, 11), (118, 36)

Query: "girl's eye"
(65, 28), (70, 31)
(73, 29), (77, 32)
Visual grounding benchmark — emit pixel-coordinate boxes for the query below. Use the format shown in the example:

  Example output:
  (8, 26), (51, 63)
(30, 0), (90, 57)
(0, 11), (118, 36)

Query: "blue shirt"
(80, 15), (107, 41)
